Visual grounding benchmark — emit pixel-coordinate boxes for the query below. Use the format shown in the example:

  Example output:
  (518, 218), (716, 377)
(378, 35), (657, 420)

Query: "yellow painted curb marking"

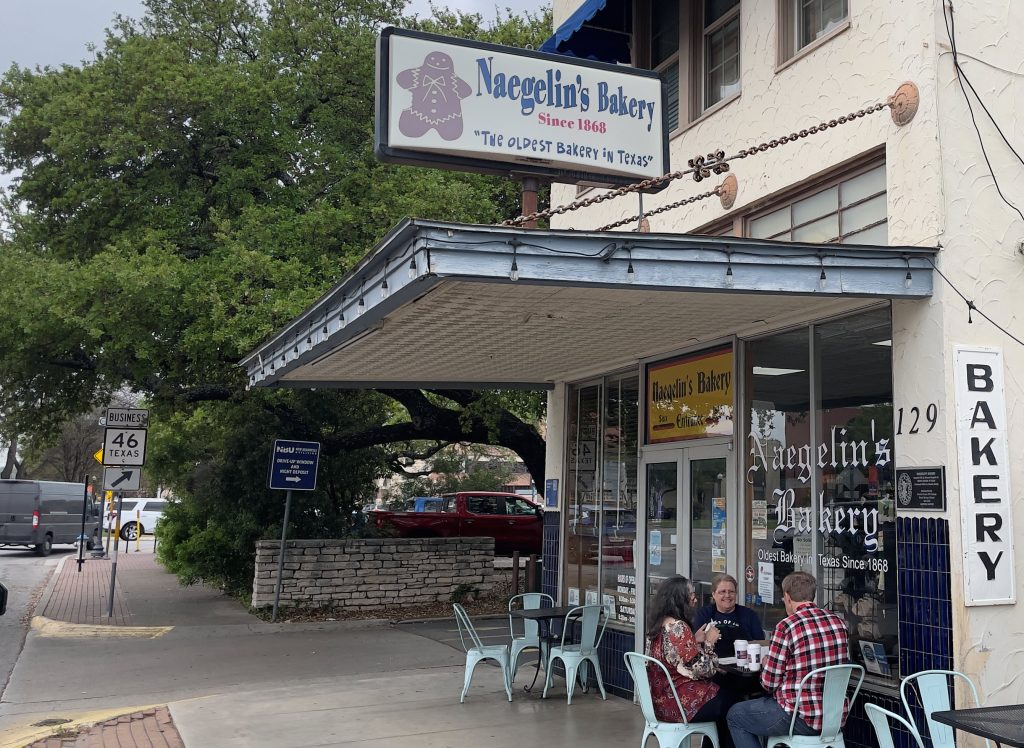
(0, 704), (161, 748)
(31, 616), (173, 639)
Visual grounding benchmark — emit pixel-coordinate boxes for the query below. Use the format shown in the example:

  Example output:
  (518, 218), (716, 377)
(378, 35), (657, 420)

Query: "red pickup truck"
(372, 491), (543, 556)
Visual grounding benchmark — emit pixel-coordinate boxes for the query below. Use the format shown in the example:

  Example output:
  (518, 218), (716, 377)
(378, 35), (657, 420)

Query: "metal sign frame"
(268, 440), (321, 491)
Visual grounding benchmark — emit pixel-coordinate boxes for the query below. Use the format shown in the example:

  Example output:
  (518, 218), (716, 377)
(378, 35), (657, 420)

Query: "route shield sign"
(102, 428), (147, 466)
(103, 466), (142, 491)
(268, 440), (320, 491)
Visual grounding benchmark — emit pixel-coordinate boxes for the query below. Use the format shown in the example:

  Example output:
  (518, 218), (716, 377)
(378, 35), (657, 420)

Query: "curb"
(0, 705), (160, 748)
(397, 613), (506, 624)
(31, 555), (67, 620)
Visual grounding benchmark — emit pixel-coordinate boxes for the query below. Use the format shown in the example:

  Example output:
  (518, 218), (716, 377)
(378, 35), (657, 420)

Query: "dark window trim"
(694, 148), (886, 237)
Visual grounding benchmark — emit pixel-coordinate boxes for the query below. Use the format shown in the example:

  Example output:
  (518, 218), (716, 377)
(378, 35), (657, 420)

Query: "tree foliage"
(0, 0), (552, 590)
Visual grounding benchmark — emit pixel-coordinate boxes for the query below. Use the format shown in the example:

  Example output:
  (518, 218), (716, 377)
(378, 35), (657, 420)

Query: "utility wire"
(943, 1), (1024, 221)
(925, 256), (1024, 347)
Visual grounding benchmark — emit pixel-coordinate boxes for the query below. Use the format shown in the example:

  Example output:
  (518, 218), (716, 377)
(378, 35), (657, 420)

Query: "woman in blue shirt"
(692, 574), (764, 658)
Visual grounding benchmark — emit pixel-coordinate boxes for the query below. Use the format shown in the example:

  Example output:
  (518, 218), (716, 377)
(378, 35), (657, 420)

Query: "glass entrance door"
(639, 444), (733, 645)
(644, 459), (680, 608)
(685, 450), (730, 606)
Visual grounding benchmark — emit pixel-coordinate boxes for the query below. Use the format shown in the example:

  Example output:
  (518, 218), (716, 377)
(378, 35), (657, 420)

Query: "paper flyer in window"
(859, 640), (891, 676)
(712, 497), (727, 572)
(649, 530), (662, 566)
(602, 593), (616, 618)
(758, 561), (775, 604)
(751, 499), (768, 540)
(585, 589), (599, 606)
(568, 587), (579, 605)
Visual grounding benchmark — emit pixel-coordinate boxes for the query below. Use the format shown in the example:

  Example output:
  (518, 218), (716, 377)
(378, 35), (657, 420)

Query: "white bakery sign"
(954, 346), (1016, 606)
(375, 27), (667, 186)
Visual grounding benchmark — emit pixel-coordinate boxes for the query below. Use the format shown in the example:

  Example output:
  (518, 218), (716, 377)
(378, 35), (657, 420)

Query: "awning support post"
(521, 177), (539, 229)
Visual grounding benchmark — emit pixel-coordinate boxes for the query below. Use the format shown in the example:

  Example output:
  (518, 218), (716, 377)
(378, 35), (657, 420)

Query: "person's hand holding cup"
(703, 623), (721, 647)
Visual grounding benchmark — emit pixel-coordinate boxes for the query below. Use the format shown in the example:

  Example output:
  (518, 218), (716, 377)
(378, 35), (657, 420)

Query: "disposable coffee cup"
(748, 643), (762, 668)
(734, 639), (749, 666)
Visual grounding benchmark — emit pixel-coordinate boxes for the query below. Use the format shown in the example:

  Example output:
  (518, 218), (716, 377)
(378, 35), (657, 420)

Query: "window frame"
(634, 1), (742, 134)
(777, 0), (850, 68)
(746, 161), (887, 245)
(694, 152), (886, 240)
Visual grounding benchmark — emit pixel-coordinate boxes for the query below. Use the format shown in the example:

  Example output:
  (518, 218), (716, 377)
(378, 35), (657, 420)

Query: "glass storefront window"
(601, 376), (639, 625)
(565, 374), (639, 627)
(815, 309), (898, 680)
(746, 308), (898, 681)
(746, 329), (813, 632)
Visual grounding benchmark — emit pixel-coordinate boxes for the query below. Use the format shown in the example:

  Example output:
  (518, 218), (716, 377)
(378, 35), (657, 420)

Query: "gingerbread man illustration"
(396, 50), (472, 141)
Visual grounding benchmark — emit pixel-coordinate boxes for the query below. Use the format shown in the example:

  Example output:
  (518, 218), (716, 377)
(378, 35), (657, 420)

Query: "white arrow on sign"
(285, 476), (302, 482)
(103, 466), (141, 491)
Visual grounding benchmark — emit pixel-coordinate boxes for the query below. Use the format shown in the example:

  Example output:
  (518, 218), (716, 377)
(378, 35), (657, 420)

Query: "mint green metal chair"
(765, 663), (864, 748)
(866, 704), (925, 748)
(508, 592), (554, 683)
(624, 651), (720, 748)
(542, 604), (607, 704)
(900, 669), (990, 748)
(452, 603), (512, 703)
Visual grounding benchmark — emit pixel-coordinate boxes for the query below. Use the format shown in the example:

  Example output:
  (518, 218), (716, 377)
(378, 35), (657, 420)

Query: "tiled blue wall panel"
(892, 516), (953, 748)
(542, 511), (560, 602)
(897, 517), (953, 677)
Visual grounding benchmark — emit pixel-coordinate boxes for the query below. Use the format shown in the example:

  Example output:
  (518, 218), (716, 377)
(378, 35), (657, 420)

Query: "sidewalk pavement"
(3, 546), (646, 748)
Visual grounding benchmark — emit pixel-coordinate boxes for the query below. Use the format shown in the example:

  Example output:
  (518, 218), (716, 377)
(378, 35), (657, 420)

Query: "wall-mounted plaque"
(895, 467), (946, 511)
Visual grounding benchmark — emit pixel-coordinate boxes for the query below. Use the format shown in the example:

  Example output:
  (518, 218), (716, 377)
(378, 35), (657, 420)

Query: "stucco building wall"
(548, 0), (1022, 703)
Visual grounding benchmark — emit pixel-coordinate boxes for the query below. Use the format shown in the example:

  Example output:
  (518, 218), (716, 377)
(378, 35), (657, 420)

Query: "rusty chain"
(596, 188), (722, 232)
(502, 99), (892, 228)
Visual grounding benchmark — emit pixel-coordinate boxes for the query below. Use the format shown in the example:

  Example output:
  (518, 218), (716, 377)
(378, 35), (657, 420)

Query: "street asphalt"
(0, 544), (645, 747)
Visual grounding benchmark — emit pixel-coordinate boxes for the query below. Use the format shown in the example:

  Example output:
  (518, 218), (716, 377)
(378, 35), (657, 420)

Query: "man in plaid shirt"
(727, 572), (850, 748)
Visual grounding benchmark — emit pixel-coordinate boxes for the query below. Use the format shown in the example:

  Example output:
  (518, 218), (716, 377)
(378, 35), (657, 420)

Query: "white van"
(0, 480), (102, 555)
(110, 498), (168, 541)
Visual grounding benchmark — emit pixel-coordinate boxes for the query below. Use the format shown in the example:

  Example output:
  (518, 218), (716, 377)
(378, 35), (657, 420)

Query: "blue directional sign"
(268, 440), (320, 491)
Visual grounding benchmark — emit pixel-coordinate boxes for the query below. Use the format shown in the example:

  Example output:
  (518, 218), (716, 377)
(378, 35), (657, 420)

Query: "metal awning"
(241, 219), (937, 390)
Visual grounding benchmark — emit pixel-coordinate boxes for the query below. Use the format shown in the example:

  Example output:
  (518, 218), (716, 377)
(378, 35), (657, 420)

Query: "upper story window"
(637, 0), (741, 132)
(703, 1), (741, 110)
(780, 0), (849, 62)
(748, 163), (886, 245)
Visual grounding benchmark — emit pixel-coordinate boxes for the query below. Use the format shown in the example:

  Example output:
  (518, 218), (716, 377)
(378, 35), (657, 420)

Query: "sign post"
(102, 408), (149, 618)
(268, 440), (320, 622)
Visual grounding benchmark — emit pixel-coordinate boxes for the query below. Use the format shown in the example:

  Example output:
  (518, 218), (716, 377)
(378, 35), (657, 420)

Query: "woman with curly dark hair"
(646, 575), (736, 748)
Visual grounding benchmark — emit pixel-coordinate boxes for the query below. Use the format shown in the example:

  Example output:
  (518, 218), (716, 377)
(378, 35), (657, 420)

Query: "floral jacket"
(645, 618), (720, 722)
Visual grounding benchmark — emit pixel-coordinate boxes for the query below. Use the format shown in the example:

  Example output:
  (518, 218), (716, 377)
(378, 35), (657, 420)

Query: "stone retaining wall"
(251, 537), (496, 610)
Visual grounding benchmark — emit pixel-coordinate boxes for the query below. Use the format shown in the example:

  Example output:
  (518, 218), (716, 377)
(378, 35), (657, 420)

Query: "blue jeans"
(727, 697), (817, 748)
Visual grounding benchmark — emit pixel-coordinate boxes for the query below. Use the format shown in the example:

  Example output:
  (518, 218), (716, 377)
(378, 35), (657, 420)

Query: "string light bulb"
(904, 258), (913, 289)
(725, 252), (734, 287)
(509, 242), (520, 281)
(818, 257), (827, 290)
(408, 256), (417, 279)
(381, 277), (389, 299)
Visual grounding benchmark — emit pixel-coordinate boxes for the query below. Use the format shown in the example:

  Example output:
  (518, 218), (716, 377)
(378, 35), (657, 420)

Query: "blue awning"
(540, 0), (632, 64)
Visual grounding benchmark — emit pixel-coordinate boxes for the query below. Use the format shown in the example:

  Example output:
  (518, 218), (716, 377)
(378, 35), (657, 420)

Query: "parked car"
(567, 504), (636, 563)
(109, 498), (168, 541)
(0, 480), (101, 556)
(373, 491), (542, 555)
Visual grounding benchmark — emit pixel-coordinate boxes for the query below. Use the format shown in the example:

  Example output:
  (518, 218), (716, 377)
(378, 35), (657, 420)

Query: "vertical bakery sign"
(375, 27), (667, 187)
(953, 346), (1016, 606)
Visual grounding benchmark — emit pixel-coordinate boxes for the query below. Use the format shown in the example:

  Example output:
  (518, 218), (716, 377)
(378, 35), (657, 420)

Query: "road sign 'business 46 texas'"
(268, 440), (320, 491)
